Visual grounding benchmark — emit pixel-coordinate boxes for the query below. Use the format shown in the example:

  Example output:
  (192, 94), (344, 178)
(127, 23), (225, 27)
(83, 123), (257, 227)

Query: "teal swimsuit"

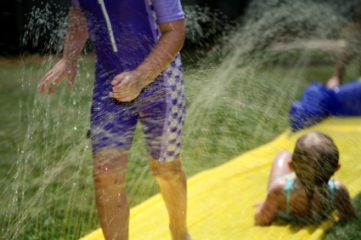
(277, 178), (338, 223)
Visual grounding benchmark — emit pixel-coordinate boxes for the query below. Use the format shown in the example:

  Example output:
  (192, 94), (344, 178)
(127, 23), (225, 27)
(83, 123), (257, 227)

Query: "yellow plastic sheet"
(80, 117), (361, 240)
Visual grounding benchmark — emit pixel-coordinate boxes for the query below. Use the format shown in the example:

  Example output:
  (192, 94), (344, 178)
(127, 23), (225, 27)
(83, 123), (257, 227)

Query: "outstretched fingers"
(38, 59), (77, 95)
(39, 70), (63, 95)
(48, 81), (59, 95)
(67, 70), (76, 86)
(38, 70), (56, 94)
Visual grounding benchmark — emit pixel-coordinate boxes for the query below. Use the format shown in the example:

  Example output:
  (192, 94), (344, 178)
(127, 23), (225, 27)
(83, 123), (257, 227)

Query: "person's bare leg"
(93, 148), (129, 240)
(148, 157), (191, 240)
(267, 150), (293, 190)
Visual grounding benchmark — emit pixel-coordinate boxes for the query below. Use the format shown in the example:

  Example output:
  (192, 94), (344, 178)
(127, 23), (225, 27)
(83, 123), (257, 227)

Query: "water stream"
(1, 0), (359, 239)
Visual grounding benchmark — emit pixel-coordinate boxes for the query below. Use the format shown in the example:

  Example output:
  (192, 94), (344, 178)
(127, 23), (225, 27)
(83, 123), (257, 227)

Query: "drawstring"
(98, 0), (118, 52)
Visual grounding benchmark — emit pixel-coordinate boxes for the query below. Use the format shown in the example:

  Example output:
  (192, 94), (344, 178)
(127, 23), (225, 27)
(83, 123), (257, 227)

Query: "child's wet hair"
(292, 131), (339, 199)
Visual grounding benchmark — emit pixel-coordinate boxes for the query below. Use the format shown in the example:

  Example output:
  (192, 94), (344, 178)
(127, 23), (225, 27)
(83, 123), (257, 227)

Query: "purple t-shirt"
(71, 0), (184, 74)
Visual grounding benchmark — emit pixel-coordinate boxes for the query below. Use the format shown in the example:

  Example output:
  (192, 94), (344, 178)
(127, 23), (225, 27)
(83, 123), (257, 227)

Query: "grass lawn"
(323, 193), (361, 240)
(0, 49), (360, 239)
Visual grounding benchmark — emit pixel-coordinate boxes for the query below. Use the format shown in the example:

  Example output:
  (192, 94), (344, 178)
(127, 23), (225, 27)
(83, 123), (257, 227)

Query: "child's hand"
(38, 58), (77, 94)
(326, 75), (341, 89)
(110, 70), (145, 102)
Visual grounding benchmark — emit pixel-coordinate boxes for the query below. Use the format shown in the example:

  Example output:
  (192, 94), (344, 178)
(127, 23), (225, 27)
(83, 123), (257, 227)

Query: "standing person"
(38, 1), (191, 239)
(254, 131), (357, 226)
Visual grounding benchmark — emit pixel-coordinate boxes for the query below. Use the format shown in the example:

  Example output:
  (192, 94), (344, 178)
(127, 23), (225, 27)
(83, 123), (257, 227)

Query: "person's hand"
(326, 75), (341, 89)
(109, 70), (145, 102)
(38, 58), (77, 94)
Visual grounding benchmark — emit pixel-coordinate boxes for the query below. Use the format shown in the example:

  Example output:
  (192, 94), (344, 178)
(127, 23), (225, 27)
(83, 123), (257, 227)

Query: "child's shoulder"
(332, 180), (351, 197)
(332, 179), (349, 193)
(331, 179), (358, 220)
(268, 177), (288, 196)
(269, 173), (296, 195)
(332, 179), (353, 207)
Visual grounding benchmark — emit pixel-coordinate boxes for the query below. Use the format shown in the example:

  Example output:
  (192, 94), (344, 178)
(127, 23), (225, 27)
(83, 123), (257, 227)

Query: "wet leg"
(148, 157), (191, 240)
(93, 148), (129, 240)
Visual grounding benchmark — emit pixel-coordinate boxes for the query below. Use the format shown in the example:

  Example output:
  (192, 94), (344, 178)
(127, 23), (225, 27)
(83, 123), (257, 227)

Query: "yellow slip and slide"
(81, 117), (361, 240)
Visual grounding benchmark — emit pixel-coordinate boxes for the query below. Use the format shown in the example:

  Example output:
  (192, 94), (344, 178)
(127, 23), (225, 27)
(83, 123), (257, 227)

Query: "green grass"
(0, 50), (360, 239)
(323, 193), (361, 240)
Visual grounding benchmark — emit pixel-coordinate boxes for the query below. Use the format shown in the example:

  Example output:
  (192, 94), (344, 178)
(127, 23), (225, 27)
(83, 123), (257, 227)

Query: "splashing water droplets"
(2, 1), (360, 239)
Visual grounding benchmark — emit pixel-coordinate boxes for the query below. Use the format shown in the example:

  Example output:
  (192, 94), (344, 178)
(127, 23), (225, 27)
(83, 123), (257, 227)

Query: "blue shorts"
(90, 54), (186, 162)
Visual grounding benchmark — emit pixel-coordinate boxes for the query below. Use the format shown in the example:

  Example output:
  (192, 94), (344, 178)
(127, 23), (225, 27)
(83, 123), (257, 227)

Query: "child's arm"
(38, 6), (89, 94)
(334, 182), (358, 221)
(110, 19), (186, 102)
(255, 183), (282, 226)
(327, 17), (361, 88)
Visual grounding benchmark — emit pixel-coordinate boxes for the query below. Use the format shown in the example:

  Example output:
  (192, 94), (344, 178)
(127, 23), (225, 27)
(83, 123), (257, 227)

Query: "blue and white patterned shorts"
(90, 54), (186, 162)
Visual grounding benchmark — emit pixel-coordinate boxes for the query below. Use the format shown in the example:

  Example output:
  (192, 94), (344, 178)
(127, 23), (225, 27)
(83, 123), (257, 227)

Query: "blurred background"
(1, 0), (358, 55)
(0, 0), (251, 55)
